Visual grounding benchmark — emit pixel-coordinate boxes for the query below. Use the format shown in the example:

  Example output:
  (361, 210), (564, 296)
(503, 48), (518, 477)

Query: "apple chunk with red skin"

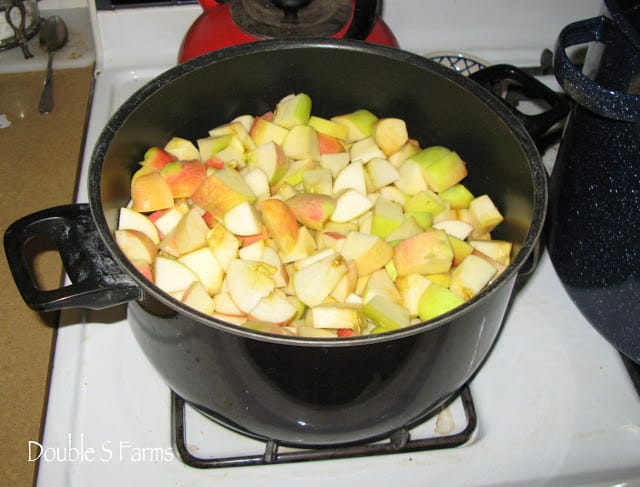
(191, 166), (257, 219)
(131, 170), (175, 213)
(259, 198), (300, 255)
(115, 229), (158, 264)
(392, 229), (454, 276)
(160, 160), (207, 198)
(140, 146), (176, 171)
(118, 207), (160, 245)
(286, 193), (336, 230)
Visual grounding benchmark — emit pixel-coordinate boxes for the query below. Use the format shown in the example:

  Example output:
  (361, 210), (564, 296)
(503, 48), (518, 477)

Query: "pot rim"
(89, 38), (547, 347)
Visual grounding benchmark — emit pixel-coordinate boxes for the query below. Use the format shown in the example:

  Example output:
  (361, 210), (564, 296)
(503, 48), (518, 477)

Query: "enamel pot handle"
(469, 64), (570, 277)
(554, 16), (640, 122)
(4, 204), (142, 312)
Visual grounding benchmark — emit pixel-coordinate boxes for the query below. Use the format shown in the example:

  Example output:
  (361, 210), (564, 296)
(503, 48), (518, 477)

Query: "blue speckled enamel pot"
(549, 0), (640, 363)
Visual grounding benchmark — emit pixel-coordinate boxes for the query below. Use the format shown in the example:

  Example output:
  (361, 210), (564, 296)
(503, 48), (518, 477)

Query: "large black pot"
(549, 0), (640, 364)
(4, 40), (564, 446)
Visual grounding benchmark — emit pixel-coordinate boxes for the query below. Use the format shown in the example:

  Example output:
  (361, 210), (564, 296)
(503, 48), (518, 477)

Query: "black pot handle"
(469, 64), (570, 140)
(4, 203), (142, 312)
(554, 16), (640, 122)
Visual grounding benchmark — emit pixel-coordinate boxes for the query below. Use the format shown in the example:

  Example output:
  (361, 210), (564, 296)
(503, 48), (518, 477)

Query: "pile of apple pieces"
(115, 93), (512, 338)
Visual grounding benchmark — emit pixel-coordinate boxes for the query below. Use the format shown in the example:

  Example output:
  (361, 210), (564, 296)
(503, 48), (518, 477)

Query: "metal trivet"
(171, 385), (477, 468)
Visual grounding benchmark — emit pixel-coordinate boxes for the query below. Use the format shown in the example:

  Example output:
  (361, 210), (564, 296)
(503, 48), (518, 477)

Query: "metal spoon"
(38, 16), (68, 115)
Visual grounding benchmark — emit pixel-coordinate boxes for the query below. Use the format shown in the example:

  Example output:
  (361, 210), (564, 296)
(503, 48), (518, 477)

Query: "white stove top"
(36, 1), (640, 485)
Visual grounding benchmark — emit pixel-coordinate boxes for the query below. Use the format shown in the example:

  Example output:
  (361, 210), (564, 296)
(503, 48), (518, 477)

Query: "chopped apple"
(261, 246), (289, 287)
(404, 189), (447, 216)
(260, 198), (300, 255)
(191, 166), (257, 219)
(115, 229), (158, 264)
(448, 234), (474, 266)
(277, 158), (316, 188)
(307, 302), (363, 331)
(164, 136), (200, 161)
(421, 150), (468, 193)
(279, 225), (316, 263)
(242, 167), (271, 200)
(213, 291), (245, 317)
(370, 197), (404, 238)
(449, 254), (498, 300)
(363, 268), (402, 304)
(197, 133), (235, 161)
(438, 183), (475, 209)
(207, 221), (240, 271)
(246, 141), (289, 184)
(349, 136), (386, 164)
(469, 194), (504, 237)
(282, 125), (321, 161)
(308, 115), (348, 140)
(286, 193), (336, 230)
(394, 159), (428, 195)
(426, 272), (451, 287)
(151, 207), (183, 239)
(417, 283), (465, 322)
(433, 219), (474, 240)
(131, 259), (153, 282)
(332, 161), (367, 195)
(248, 289), (297, 325)
(292, 254), (348, 307)
(316, 230), (347, 253)
(392, 229), (454, 276)
(173, 208), (209, 255)
(340, 231), (394, 276)
(160, 160), (207, 198)
(302, 167), (333, 195)
(272, 93), (312, 129)
(223, 200), (263, 236)
(320, 152), (350, 177)
(372, 118), (409, 156)
(316, 133), (346, 154)
(469, 239), (512, 266)
(386, 216), (423, 242)
(331, 109), (378, 143)
(181, 281), (215, 315)
(395, 273), (432, 316)
(131, 170), (175, 213)
(178, 247), (224, 295)
(118, 207), (160, 245)
(153, 255), (199, 294)
(330, 188), (373, 223)
(366, 157), (400, 191)
(140, 146), (176, 171)
(249, 116), (289, 146)
(226, 259), (277, 313)
(296, 326), (338, 338)
(330, 260), (358, 302)
(388, 139), (421, 167)
(363, 294), (410, 331)
(293, 247), (336, 270)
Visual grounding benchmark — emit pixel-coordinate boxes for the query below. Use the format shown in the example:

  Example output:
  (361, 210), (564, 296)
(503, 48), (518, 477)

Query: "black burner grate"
(171, 386), (477, 469)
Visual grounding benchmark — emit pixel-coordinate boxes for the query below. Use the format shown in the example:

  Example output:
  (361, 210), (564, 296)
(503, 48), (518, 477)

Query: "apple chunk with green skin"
(421, 150), (468, 193)
(226, 259), (277, 313)
(164, 136), (201, 161)
(370, 197), (404, 238)
(272, 93), (312, 129)
(331, 109), (378, 143)
(363, 294), (410, 331)
(246, 141), (289, 184)
(395, 273), (432, 316)
(259, 198), (300, 255)
(468, 194), (504, 237)
(417, 283), (465, 322)
(340, 231), (394, 276)
(160, 160), (207, 198)
(292, 255), (348, 307)
(249, 116), (289, 147)
(191, 166), (257, 219)
(286, 193), (336, 230)
(131, 170), (175, 213)
(140, 146), (176, 171)
(308, 115), (348, 140)
(392, 229), (454, 276)
(118, 207), (160, 245)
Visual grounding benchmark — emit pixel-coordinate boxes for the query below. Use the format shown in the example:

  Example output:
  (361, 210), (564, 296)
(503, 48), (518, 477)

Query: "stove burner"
(171, 385), (476, 468)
